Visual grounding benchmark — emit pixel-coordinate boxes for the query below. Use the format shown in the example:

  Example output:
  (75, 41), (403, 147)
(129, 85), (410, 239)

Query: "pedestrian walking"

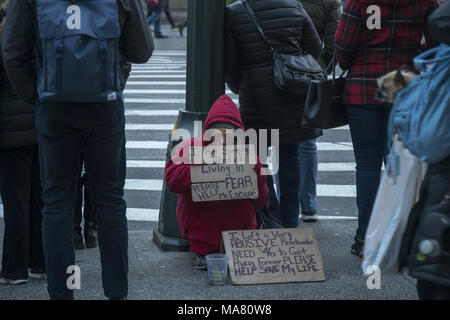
(0, 0), (45, 285)
(147, 0), (185, 37)
(225, 0), (323, 228)
(290, 0), (342, 223)
(1, 0), (153, 299)
(165, 95), (269, 270)
(334, 0), (440, 258)
(146, 0), (168, 38)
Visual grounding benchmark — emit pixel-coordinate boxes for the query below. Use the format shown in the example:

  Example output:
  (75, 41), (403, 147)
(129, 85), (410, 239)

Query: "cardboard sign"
(189, 144), (256, 165)
(190, 164), (258, 202)
(221, 228), (325, 285)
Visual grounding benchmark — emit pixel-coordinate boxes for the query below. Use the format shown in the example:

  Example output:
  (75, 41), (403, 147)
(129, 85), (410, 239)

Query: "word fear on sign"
(221, 228), (325, 285)
(190, 164), (258, 202)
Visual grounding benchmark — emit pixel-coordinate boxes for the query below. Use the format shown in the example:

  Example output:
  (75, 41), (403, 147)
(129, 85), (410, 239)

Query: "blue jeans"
(346, 104), (389, 240)
(147, 9), (162, 37)
(270, 140), (318, 228)
(36, 100), (128, 300)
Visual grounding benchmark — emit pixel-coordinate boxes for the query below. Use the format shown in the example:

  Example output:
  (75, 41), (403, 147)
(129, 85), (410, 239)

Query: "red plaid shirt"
(335, 0), (439, 105)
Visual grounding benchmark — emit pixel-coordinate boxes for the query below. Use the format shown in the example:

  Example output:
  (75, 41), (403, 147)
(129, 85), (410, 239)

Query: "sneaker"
(194, 254), (207, 271)
(0, 271), (28, 285)
(351, 237), (365, 258)
(84, 228), (98, 249)
(301, 210), (318, 222)
(28, 268), (46, 280)
(74, 231), (85, 250)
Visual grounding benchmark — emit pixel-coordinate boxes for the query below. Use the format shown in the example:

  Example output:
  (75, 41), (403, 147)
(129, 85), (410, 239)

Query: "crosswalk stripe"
(126, 124), (174, 130)
(123, 179), (356, 197)
(125, 98), (186, 104)
(124, 89), (234, 95)
(125, 140), (354, 150)
(125, 110), (179, 116)
(0, 204), (358, 222)
(131, 70), (186, 74)
(128, 75), (186, 79)
(126, 81), (186, 86)
(126, 160), (356, 171)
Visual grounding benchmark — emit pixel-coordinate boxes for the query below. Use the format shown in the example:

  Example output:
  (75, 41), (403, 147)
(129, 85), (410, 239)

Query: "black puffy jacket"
(300, 0), (341, 69)
(0, 9), (36, 149)
(225, 0), (323, 145)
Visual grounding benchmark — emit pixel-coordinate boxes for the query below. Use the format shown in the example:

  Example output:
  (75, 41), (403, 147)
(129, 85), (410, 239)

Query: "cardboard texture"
(221, 228), (325, 285)
(190, 164), (258, 202)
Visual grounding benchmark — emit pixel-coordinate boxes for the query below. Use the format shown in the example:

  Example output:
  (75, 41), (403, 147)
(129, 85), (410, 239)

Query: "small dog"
(375, 67), (417, 104)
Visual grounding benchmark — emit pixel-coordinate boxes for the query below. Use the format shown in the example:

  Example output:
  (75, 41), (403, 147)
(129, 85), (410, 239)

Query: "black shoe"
(301, 210), (318, 222)
(178, 24), (185, 37)
(74, 231), (85, 250)
(155, 34), (168, 39)
(84, 228), (98, 249)
(351, 237), (364, 258)
(194, 255), (207, 271)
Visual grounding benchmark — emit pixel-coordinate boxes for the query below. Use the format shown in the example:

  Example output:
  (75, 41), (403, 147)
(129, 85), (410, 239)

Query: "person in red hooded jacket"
(165, 95), (269, 270)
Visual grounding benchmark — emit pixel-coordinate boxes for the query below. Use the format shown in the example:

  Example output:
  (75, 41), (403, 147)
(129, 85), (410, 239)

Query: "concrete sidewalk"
(0, 218), (418, 300)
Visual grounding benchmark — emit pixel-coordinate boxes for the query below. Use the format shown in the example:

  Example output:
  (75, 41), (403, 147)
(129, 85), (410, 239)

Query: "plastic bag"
(362, 137), (427, 275)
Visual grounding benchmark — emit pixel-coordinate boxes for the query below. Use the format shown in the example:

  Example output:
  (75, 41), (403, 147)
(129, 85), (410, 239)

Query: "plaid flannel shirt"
(335, 0), (439, 105)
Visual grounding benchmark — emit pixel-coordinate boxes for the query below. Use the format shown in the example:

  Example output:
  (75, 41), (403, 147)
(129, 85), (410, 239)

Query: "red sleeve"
(252, 160), (269, 210)
(334, 0), (362, 71)
(164, 139), (194, 194)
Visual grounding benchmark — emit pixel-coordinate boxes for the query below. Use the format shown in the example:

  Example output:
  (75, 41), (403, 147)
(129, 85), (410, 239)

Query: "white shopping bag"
(362, 136), (427, 275)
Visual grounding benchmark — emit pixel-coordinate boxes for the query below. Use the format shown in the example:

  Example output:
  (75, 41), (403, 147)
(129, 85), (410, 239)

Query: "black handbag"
(243, 0), (323, 96)
(301, 57), (348, 129)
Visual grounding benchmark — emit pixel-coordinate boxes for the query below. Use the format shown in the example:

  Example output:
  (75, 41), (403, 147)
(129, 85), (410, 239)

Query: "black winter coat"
(300, 0), (341, 69)
(0, 44), (36, 149)
(225, 0), (323, 145)
(1, 0), (153, 104)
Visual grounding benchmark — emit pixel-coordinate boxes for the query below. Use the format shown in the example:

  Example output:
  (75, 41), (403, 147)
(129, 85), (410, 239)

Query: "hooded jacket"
(0, 0), (36, 148)
(165, 95), (270, 255)
(1, 0), (153, 104)
(225, 0), (323, 145)
(300, 0), (342, 69)
(335, 0), (439, 105)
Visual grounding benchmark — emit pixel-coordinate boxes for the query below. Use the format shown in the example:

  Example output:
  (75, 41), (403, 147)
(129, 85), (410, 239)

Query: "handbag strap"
(242, 0), (274, 54)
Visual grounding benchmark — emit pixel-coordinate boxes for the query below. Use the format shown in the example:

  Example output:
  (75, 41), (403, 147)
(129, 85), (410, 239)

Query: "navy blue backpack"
(36, 0), (121, 103)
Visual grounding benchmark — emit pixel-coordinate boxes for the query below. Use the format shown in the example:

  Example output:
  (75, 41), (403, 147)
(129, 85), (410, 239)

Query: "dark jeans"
(0, 145), (45, 279)
(36, 100), (128, 300)
(268, 142), (308, 228)
(147, 5), (163, 36)
(74, 156), (96, 234)
(346, 104), (390, 240)
(417, 279), (450, 300)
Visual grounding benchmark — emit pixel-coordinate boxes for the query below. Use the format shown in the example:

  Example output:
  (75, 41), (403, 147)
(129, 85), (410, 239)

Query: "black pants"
(0, 145), (45, 280)
(417, 279), (450, 300)
(74, 155), (96, 234)
(36, 100), (128, 300)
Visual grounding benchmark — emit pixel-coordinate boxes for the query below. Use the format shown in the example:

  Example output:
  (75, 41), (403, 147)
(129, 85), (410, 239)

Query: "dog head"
(375, 68), (416, 104)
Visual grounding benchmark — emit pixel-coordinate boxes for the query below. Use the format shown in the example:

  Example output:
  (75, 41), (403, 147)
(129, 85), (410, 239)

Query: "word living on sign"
(190, 163), (258, 202)
(221, 228), (325, 285)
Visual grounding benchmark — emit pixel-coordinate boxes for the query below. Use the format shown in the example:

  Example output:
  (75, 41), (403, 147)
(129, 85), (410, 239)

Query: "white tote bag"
(362, 137), (427, 275)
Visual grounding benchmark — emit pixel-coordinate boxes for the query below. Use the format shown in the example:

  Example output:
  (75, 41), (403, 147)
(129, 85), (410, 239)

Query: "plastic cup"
(206, 253), (228, 285)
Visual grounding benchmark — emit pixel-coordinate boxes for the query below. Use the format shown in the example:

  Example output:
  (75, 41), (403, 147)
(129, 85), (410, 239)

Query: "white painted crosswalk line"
(123, 179), (356, 197)
(126, 81), (186, 86)
(128, 75), (186, 79)
(125, 110), (179, 116)
(125, 140), (353, 150)
(125, 98), (186, 104)
(127, 161), (166, 168)
(126, 124), (174, 130)
(124, 89), (234, 95)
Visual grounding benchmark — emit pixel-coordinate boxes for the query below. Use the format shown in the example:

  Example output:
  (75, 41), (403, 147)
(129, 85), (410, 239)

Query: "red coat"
(165, 95), (269, 255)
(335, 0), (439, 105)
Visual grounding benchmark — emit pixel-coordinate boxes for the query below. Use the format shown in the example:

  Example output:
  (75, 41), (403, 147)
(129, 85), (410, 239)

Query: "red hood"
(377, 0), (412, 6)
(203, 95), (244, 134)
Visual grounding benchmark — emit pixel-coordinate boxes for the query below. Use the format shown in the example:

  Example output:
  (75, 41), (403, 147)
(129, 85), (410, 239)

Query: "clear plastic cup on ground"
(206, 253), (228, 285)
